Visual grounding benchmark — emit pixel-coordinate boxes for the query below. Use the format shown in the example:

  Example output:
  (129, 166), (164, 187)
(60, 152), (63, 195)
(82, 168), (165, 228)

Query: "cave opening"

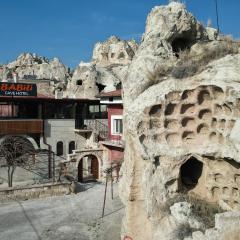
(180, 157), (203, 190)
(115, 82), (122, 90)
(96, 83), (106, 92)
(172, 37), (192, 57)
(76, 79), (83, 86)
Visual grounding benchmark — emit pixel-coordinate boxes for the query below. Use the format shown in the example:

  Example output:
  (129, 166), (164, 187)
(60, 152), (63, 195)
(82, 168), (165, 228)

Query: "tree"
(0, 136), (35, 187)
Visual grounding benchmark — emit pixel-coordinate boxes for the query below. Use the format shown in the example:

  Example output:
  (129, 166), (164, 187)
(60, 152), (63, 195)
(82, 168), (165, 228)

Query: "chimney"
(13, 72), (18, 83)
(55, 90), (63, 99)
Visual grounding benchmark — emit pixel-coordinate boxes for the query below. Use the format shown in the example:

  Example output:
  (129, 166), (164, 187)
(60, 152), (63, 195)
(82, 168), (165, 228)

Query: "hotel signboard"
(0, 83), (37, 96)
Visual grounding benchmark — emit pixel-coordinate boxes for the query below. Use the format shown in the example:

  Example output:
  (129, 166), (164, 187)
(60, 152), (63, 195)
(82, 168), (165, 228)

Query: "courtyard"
(0, 183), (124, 240)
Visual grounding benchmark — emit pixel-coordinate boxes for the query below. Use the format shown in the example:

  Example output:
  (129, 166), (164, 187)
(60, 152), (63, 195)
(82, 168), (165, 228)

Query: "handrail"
(83, 119), (108, 140)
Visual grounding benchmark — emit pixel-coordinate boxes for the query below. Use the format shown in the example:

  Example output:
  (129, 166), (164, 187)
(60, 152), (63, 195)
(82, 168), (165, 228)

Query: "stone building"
(0, 87), (107, 186)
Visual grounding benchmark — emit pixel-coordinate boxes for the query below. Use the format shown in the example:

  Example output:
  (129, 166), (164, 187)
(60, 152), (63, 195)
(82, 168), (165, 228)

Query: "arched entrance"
(78, 155), (99, 182)
(69, 141), (75, 154)
(180, 156), (203, 191)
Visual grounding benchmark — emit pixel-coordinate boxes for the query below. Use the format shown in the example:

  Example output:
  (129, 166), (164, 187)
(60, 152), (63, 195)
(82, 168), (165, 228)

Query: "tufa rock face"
(1, 53), (70, 97)
(6, 53), (70, 82)
(92, 36), (138, 66)
(65, 36), (138, 99)
(119, 2), (240, 240)
(65, 62), (99, 99)
(123, 2), (214, 106)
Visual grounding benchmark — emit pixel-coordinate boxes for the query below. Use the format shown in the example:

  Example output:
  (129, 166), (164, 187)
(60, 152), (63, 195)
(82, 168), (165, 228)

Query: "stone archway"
(78, 154), (100, 182)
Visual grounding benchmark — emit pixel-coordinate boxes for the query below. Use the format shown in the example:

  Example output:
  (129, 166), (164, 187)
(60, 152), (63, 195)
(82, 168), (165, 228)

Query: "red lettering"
(9, 84), (16, 91)
(0, 84), (8, 91)
(16, 84), (23, 91)
(26, 85), (32, 91)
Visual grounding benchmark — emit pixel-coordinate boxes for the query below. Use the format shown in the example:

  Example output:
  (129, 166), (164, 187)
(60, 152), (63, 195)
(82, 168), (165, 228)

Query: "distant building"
(0, 84), (108, 185)
(66, 89), (124, 183)
(98, 89), (124, 180)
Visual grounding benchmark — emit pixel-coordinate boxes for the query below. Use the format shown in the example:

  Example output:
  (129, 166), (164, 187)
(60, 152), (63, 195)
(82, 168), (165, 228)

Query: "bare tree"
(0, 136), (35, 187)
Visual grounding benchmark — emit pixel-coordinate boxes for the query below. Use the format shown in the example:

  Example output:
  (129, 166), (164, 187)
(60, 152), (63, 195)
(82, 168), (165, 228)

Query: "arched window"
(56, 141), (63, 156)
(69, 141), (75, 154)
(118, 52), (125, 59)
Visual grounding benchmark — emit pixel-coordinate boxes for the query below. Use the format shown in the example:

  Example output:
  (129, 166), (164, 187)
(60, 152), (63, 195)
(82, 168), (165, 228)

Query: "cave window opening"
(76, 80), (83, 86)
(116, 82), (122, 90)
(118, 52), (125, 59)
(172, 38), (192, 58)
(96, 83), (106, 92)
(180, 157), (203, 191)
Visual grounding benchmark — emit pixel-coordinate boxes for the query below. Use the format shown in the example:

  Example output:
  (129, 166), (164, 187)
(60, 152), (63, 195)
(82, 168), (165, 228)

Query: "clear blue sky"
(0, 0), (239, 68)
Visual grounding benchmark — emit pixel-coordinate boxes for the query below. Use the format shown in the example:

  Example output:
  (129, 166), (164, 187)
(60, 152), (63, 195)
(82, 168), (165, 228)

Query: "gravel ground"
(0, 182), (124, 240)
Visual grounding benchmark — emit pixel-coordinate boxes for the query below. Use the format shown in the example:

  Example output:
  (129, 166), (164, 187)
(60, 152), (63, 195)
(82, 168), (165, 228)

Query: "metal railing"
(83, 119), (108, 140)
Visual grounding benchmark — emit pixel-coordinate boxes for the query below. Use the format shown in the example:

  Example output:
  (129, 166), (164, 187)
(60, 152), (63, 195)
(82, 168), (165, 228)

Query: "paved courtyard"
(0, 183), (124, 240)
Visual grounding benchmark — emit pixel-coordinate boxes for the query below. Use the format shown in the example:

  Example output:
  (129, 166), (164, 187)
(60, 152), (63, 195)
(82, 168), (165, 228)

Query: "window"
(100, 105), (107, 119)
(118, 52), (125, 59)
(111, 115), (123, 135)
(76, 80), (83, 86)
(69, 141), (75, 154)
(44, 103), (75, 119)
(56, 141), (63, 156)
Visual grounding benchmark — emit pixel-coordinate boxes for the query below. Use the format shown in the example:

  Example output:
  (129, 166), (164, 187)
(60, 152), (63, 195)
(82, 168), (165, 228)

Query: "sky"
(0, 0), (239, 68)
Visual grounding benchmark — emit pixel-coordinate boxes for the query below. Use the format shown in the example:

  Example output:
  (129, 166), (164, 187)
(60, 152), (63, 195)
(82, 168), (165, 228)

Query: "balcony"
(0, 119), (43, 134)
(75, 119), (108, 140)
(101, 135), (124, 149)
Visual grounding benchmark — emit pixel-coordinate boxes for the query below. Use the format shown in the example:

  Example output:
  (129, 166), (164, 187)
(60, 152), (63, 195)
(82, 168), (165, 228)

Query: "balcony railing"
(0, 119), (43, 134)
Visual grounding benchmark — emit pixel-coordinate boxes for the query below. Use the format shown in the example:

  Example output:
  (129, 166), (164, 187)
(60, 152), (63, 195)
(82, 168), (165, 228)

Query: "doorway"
(78, 155), (99, 182)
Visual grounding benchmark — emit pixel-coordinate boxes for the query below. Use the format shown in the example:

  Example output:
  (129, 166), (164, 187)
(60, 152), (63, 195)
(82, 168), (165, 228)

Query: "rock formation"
(0, 53), (70, 96)
(6, 53), (70, 82)
(92, 36), (138, 66)
(119, 2), (240, 240)
(65, 62), (99, 99)
(0, 37), (138, 99)
(65, 36), (138, 99)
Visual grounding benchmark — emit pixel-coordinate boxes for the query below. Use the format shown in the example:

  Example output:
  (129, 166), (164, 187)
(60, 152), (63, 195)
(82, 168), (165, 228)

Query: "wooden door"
(91, 156), (99, 180)
(78, 159), (83, 182)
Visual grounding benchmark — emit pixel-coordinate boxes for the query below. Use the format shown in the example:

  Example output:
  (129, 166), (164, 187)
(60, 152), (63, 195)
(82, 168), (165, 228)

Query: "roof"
(96, 89), (122, 98)
(0, 94), (100, 103)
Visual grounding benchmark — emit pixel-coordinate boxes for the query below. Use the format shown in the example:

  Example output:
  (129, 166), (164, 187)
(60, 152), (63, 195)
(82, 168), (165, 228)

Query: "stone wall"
(0, 182), (70, 202)
(43, 119), (76, 155)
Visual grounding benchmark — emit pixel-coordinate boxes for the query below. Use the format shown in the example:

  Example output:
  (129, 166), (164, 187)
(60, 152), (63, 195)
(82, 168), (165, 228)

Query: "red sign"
(0, 83), (37, 96)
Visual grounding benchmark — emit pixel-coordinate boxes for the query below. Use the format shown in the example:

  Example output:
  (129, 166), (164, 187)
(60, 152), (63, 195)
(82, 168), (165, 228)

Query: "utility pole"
(214, 0), (220, 34)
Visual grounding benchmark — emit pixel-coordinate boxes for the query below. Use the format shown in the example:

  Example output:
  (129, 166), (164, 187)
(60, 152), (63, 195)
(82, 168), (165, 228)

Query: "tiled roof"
(96, 89), (122, 98)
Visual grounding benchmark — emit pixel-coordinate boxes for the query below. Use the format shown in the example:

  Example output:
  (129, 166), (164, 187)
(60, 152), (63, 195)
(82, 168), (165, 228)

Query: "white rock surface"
(119, 2), (240, 240)
(92, 36), (138, 66)
(65, 36), (138, 98)
(6, 53), (70, 82)
(170, 202), (204, 230)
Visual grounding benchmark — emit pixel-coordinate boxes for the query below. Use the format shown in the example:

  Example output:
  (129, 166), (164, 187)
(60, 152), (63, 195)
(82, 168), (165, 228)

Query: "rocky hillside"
(0, 53), (70, 96)
(0, 36), (138, 99)
(65, 36), (138, 99)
